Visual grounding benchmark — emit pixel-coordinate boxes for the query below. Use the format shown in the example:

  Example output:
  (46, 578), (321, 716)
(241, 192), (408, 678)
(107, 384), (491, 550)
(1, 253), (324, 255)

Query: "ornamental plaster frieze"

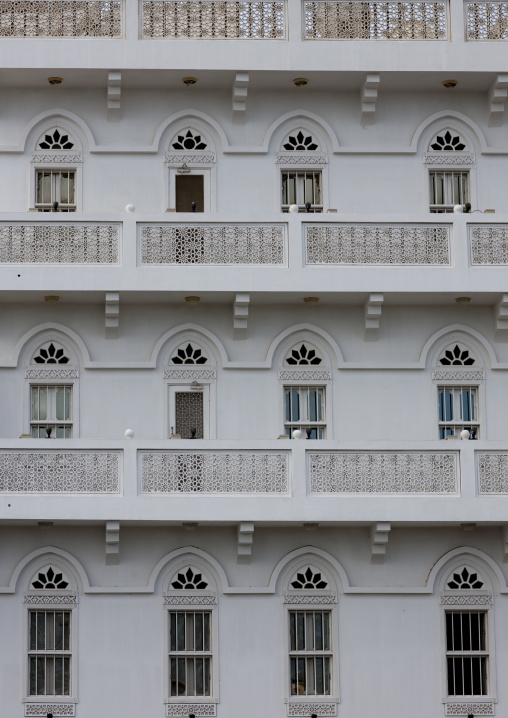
(287, 703), (336, 716)
(432, 369), (485, 381)
(164, 153), (216, 165)
(440, 594), (493, 606)
(166, 704), (216, 716)
(25, 705), (75, 717)
(276, 153), (328, 165)
(163, 595), (216, 605)
(24, 594), (78, 604)
(31, 153), (83, 163)
(25, 367), (79, 380)
(278, 369), (331, 381)
(164, 368), (216, 381)
(284, 594), (337, 604)
(444, 703), (494, 715)
(423, 152), (475, 165)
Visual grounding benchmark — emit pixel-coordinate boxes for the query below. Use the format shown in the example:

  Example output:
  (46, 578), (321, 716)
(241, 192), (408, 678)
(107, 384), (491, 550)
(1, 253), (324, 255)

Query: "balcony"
(2, 213), (508, 296)
(1, 439), (508, 524)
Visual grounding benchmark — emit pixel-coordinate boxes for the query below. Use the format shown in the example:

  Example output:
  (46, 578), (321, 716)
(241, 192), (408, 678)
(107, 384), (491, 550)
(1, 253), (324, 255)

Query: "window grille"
(285, 386), (326, 439)
(169, 611), (212, 696)
(289, 611), (331, 696)
(438, 385), (479, 439)
(175, 392), (204, 439)
(31, 385), (72, 438)
(29, 610), (71, 696)
(429, 171), (469, 213)
(281, 171), (322, 212)
(35, 170), (76, 212)
(446, 612), (488, 696)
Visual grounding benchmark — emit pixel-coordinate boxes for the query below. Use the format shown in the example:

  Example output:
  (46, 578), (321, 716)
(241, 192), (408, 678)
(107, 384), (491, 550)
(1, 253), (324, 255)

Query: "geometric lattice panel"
(287, 704), (337, 716)
(0, 451), (120, 493)
(0, 1), (122, 37)
(467, 1), (508, 40)
(304, 0), (447, 39)
(477, 452), (508, 493)
(309, 452), (458, 493)
(305, 225), (450, 265)
(140, 451), (289, 493)
(0, 224), (120, 264)
(470, 226), (508, 265)
(445, 702), (494, 715)
(25, 705), (75, 717)
(139, 224), (285, 265)
(142, 0), (285, 39)
(166, 705), (216, 716)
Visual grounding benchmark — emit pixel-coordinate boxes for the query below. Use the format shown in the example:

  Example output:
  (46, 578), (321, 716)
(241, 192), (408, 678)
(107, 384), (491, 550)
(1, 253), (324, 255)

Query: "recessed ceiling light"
(442, 79), (457, 89)
(293, 77), (308, 87)
(48, 77), (63, 85)
(455, 296), (471, 304)
(303, 296), (319, 303)
(44, 295), (60, 302)
(185, 296), (200, 305)
(182, 77), (197, 86)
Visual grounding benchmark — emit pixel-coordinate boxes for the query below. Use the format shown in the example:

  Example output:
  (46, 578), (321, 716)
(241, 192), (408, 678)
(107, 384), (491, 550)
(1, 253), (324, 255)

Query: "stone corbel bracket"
(106, 521), (120, 565)
(360, 73), (380, 126)
(105, 292), (120, 338)
(233, 292), (250, 340)
(237, 522), (254, 563)
(370, 522), (391, 564)
(364, 293), (383, 341)
(494, 294), (508, 342)
(488, 74), (508, 127)
(232, 71), (249, 125)
(107, 71), (121, 122)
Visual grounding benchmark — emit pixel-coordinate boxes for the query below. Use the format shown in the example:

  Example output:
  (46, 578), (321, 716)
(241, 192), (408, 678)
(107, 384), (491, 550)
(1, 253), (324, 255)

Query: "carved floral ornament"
(282, 130), (320, 151)
(171, 342), (209, 365)
(429, 129), (467, 152)
(31, 341), (70, 365)
(438, 343), (476, 366)
(171, 128), (208, 151)
(30, 565), (71, 590)
(170, 566), (209, 590)
(37, 128), (75, 150)
(289, 565), (329, 589)
(284, 343), (323, 366)
(446, 566), (484, 590)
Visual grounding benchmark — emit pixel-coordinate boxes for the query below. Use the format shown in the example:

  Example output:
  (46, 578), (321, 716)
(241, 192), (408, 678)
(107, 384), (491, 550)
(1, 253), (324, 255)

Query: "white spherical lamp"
(453, 204), (463, 213)
(124, 429), (135, 439)
(125, 204), (135, 213)
(288, 204), (299, 214)
(292, 429), (304, 440)
(460, 429), (470, 440)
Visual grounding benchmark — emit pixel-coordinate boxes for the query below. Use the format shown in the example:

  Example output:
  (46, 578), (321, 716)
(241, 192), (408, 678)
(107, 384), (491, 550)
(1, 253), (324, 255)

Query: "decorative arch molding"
(6, 323), (91, 369)
(151, 324), (228, 369)
(153, 110), (228, 154)
(420, 324), (497, 370)
(266, 324), (344, 369)
(426, 547), (508, 595)
(263, 111), (340, 154)
(411, 111), (487, 155)
(3, 547), (91, 594)
(12, 109), (95, 154)
(149, 547), (229, 594)
(269, 547), (350, 594)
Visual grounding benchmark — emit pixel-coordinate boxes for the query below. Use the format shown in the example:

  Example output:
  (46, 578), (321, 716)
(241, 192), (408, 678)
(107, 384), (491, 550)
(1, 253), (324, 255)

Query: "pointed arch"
(268, 546), (350, 593)
(8, 323), (91, 369)
(411, 111), (488, 154)
(263, 110), (340, 153)
(426, 546), (508, 594)
(153, 110), (228, 153)
(151, 324), (228, 368)
(420, 325), (497, 369)
(3, 546), (91, 594)
(17, 109), (96, 153)
(148, 547), (230, 593)
(266, 324), (344, 369)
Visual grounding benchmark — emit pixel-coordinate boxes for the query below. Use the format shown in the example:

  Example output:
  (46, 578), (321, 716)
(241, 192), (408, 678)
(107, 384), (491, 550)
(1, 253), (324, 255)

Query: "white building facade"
(1, 1), (508, 717)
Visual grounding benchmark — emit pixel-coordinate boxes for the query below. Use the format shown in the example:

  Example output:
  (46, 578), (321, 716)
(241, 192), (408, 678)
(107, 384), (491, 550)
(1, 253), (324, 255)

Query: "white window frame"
(167, 384), (214, 439)
(440, 597), (496, 709)
(423, 160), (477, 214)
(280, 168), (324, 213)
(429, 169), (470, 213)
(23, 586), (78, 708)
(288, 608), (333, 697)
(283, 384), (328, 439)
(163, 592), (219, 706)
(24, 380), (79, 439)
(29, 384), (73, 439)
(30, 160), (83, 212)
(283, 582), (339, 710)
(166, 166), (215, 213)
(436, 382), (484, 440)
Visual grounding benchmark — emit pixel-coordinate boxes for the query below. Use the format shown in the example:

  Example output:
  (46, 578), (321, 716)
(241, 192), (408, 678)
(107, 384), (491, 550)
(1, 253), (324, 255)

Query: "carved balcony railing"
(469, 225), (508, 264)
(141, 0), (285, 38)
(0, 451), (121, 493)
(139, 223), (286, 265)
(308, 451), (458, 494)
(0, 223), (120, 264)
(0, 0), (122, 37)
(476, 452), (508, 493)
(140, 450), (289, 493)
(466, 1), (508, 39)
(303, 0), (447, 39)
(305, 224), (450, 265)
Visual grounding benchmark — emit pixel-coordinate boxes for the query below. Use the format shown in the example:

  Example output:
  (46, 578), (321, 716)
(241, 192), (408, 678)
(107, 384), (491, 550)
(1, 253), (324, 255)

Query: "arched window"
(282, 558), (339, 714)
(163, 559), (219, 713)
(424, 126), (476, 213)
(277, 128), (328, 213)
(165, 125), (216, 213)
(432, 337), (485, 440)
(24, 559), (79, 712)
(31, 124), (83, 212)
(439, 559), (496, 713)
